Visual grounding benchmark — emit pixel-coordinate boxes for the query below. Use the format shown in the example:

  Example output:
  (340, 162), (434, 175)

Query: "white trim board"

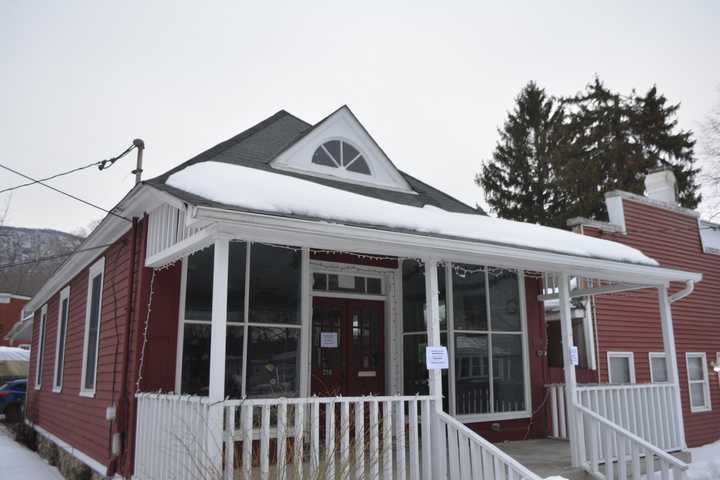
(26, 420), (108, 477)
(80, 257), (105, 398)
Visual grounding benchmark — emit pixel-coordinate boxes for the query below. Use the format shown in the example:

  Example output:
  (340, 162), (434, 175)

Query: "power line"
(0, 162), (131, 222)
(0, 144), (136, 196)
(0, 242), (117, 271)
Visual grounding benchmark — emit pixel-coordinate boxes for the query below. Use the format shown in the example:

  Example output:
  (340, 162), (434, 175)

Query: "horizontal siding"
(26, 229), (135, 471)
(584, 199), (720, 447)
(0, 297), (28, 346)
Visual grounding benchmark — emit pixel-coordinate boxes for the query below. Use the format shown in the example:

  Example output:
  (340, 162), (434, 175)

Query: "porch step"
(494, 439), (592, 479)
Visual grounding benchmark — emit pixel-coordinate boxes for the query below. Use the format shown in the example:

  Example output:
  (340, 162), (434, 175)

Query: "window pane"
(84, 274), (102, 390)
(690, 382), (706, 408)
(185, 246), (214, 321)
(312, 147), (337, 167)
(341, 142), (360, 166)
(225, 326), (244, 398)
(651, 356), (668, 382)
(227, 242), (247, 323)
(492, 334), (525, 412)
(55, 298), (69, 385)
(312, 273), (327, 291)
(402, 260), (446, 332)
(452, 265), (487, 331)
(328, 274), (365, 293)
(687, 356), (703, 381)
(455, 334), (490, 415)
(366, 277), (382, 295)
(249, 244), (301, 324)
(489, 270), (521, 331)
(246, 327), (300, 397)
(346, 157), (371, 174)
(609, 356), (631, 384)
(181, 323), (211, 395)
(403, 333), (448, 411)
(324, 140), (341, 163)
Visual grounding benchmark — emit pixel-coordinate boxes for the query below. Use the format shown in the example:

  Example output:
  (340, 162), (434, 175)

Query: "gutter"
(669, 280), (695, 303)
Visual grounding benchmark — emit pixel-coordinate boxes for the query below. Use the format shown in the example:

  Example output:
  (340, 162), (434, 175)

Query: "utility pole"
(132, 139), (145, 184)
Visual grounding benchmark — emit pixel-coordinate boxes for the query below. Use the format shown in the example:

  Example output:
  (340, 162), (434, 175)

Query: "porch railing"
(437, 411), (542, 480)
(575, 404), (688, 480)
(546, 383), (683, 452)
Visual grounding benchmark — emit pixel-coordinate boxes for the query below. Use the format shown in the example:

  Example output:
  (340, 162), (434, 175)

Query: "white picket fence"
(134, 392), (546, 480)
(546, 383), (683, 451)
(575, 405), (688, 480)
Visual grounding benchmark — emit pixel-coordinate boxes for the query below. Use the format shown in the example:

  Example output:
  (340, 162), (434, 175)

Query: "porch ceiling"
(146, 203), (702, 287)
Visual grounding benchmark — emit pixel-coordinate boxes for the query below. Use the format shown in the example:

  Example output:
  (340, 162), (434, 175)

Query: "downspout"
(108, 217), (138, 477)
(669, 280), (694, 303)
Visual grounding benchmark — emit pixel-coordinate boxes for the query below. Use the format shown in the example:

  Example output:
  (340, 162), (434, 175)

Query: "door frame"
(307, 260), (400, 397)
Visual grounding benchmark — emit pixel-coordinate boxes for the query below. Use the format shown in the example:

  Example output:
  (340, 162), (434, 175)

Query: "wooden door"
(311, 297), (385, 396)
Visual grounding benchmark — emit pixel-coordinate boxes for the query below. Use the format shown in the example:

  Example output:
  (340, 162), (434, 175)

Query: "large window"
(35, 305), (48, 389)
(686, 352), (711, 413)
(179, 242), (301, 398)
(607, 352), (635, 384)
(53, 286), (70, 392)
(80, 257), (104, 397)
(402, 260), (528, 420)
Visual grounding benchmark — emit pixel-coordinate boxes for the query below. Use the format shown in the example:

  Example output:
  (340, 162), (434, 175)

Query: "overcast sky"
(1, 1), (718, 233)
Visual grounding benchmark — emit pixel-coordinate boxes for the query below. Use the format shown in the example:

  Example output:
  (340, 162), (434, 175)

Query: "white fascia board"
(190, 205), (702, 285)
(25, 185), (168, 314)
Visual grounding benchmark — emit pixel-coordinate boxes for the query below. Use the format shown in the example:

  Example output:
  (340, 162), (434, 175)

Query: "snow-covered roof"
(700, 221), (720, 254)
(167, 161), (657, 267)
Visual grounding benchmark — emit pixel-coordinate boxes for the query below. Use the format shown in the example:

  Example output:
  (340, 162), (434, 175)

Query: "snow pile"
(167, 162), (657, 266)
(0, 426), (63, 479)
(688, 440), (720, 480)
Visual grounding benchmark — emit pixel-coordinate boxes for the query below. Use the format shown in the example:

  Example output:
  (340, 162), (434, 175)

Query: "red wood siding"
(0, 296), (28, 347)
(582, 199), (720, 447)
(26, 229), (135, 473)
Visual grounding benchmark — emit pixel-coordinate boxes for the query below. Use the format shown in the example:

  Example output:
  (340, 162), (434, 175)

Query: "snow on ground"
(0, 425), (63, 479)
(167, 162), (658, 266)
(687, 440), (720, 480)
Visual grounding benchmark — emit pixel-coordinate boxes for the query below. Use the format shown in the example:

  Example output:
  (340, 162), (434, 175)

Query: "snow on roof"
(166, 162), (657, 267)
(700, 221), (720, 253)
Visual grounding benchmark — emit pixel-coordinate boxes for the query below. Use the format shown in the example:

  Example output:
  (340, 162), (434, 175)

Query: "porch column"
(557, 272), (579, 466)
(208, 237), (229, 469)
(423, 257), (447, 479)
(657, 285), (687, 449)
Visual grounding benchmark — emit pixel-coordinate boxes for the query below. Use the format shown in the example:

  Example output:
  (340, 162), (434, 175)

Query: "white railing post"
(208, 237), (229, 473)
(657, 285), (687, 450)
(558, 272), (580, 466)
(423, 257), (447, 479)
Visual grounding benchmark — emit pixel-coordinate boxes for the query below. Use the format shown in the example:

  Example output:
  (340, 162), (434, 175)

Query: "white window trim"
(607, 351), (636, 384)
(34, 304), (48, 390)
(686, 352), (712, 413)
(80, 257), (105, 398)
(649, 352), (669, 384)
(52, 286), (71, 393)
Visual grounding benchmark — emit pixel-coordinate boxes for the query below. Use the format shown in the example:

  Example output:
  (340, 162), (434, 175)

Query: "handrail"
(222, 394), (438, 407)
(575, 404), (688, 470)
(437, 410), (543, 480)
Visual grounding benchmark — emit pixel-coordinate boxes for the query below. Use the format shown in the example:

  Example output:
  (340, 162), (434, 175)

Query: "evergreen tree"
(479, 78), (701, 226)
(476, 82), (569, 228)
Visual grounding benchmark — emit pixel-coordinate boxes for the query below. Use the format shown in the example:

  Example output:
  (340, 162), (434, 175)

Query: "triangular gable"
(271, 106), (414, 193)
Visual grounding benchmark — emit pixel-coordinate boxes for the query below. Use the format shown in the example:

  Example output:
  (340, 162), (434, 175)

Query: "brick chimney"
(644, 168), (678, 205)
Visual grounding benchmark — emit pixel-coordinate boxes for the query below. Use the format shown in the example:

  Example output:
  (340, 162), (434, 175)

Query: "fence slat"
(277, 402), (287, 480)
(355, 401), (365, 480)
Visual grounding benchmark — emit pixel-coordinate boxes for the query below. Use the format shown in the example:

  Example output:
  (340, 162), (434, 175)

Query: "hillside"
(0, 226), (83, 297)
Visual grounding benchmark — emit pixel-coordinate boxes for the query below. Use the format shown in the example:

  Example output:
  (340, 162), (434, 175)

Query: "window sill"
(79, 390), (95, 398)
(690, 406), (712, 414)
(52, 386), (62, 394)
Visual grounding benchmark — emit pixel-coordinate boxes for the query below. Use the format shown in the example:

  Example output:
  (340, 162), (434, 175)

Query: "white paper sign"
(569, 346), (579, 366)
(426, 346), (449, 370)
(320, 332), (338, 348)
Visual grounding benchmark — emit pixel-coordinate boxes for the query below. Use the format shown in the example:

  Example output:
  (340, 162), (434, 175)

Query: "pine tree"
(476, 82), (569, 228)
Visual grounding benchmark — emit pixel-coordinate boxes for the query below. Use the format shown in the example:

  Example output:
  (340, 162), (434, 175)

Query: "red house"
(24, 107), (700, 479)
(0, 292), (30, 347)
(569, 169), (720, 448)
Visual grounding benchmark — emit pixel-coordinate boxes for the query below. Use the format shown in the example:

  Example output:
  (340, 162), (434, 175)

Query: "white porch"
(132, 200), (701, 479)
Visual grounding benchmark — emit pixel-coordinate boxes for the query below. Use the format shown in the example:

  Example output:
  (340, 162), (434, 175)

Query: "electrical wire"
(0, 144), (136, 195)
(0, 242), (117, 271)
(0, 162), (131, 222)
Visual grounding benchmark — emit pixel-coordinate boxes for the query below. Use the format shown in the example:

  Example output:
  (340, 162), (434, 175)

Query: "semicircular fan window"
(311, 140), (371, 175)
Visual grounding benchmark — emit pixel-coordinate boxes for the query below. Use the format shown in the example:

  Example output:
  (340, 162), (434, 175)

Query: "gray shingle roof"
(148, 110), (482, 215)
